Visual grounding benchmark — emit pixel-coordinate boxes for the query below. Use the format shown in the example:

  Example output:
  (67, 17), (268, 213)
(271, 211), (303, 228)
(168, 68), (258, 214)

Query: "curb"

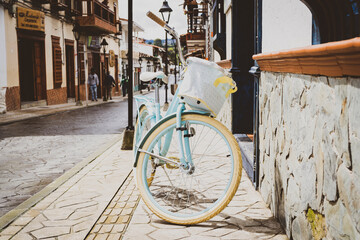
(0, 98), (126, 127)
(0, 133), (124, 231)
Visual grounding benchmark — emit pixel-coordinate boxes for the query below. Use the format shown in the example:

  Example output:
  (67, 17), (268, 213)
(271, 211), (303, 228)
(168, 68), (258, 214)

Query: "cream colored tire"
(136, 114), (242, 225)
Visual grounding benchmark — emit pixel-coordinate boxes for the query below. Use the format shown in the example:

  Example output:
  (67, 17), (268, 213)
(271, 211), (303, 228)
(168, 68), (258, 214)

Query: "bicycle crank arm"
(138, 149), (181, 167)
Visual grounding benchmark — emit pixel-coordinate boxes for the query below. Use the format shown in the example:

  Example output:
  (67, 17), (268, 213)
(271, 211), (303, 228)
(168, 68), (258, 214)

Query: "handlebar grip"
(146, 11), (166, 28)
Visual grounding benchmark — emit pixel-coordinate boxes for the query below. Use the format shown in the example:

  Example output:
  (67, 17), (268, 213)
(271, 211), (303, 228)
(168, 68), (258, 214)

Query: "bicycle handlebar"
(146, 11), (186, 67)
(146, 11), (166, 28)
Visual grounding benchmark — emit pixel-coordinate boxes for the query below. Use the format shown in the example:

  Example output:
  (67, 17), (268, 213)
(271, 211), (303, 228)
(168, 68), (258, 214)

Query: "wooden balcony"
(51, 0), (68, 10)
(76, 0), (116, 35)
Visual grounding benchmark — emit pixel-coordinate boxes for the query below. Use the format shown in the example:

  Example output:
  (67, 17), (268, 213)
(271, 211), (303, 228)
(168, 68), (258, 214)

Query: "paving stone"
(182, 236), (221, 240)
(107, 215), (118, 224)
(0, 226), (22, 235)
(107, 233), (121, 240)
(200, 226), (238, 237)
(32, 226), (70, 239)
(10, 233), (33, 240)
(99, 224), (113, 233)
(92, 224), (102, 233)
(94, 234), (108, 240)
(121, 208), (133, 215)
(85, 233), (96, 240)
(149, 228), (190, 239)
(12, 216), (34, 226)
(98, 216), (107, 224)
(42, 209), (74, 221)
(111, 224), (125, 233)
(117, 215), (130, 224)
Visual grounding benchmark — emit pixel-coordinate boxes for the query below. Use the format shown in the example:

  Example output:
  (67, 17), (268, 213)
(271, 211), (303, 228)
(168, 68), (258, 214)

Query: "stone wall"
(258, 71), (360, 239)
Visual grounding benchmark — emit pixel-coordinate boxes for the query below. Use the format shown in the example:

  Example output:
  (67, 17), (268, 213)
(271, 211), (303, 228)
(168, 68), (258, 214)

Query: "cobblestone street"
(0, 96), (136, 217)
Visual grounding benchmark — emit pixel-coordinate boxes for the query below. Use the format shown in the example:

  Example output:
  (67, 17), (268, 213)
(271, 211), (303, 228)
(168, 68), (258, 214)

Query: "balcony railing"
(76, 0), (116, 34)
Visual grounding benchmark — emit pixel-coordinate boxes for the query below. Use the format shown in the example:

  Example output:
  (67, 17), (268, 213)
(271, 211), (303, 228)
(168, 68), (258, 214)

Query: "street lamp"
(72, 23), (82, 106)
(100, 38), (108, 101)
(139, 57), (143, 93)
(159, 0), (172, 106)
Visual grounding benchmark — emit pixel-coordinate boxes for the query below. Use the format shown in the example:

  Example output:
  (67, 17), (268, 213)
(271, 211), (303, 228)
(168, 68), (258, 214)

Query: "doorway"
(65, 42), (75, 98)
(18, 37), (46, 102)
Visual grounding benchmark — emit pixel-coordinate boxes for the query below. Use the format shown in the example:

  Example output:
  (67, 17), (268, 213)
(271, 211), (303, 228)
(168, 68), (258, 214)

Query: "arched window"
(301, 0), (360, 43)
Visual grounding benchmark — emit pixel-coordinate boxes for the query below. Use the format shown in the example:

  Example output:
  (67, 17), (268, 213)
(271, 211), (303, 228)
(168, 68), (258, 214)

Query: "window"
(52, 36), (63, 89)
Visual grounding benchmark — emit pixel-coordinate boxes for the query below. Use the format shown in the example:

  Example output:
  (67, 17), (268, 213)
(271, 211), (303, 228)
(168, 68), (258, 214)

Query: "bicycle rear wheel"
(136, 114), (242, 225)
(134, 105), (152, 147)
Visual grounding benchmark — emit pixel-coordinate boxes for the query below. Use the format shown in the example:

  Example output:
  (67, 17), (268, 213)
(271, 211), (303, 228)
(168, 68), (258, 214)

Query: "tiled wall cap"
(253, 37), (360, 77)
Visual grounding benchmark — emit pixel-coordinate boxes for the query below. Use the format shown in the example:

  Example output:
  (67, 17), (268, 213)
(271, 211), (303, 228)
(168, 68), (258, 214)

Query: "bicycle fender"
(133, 110), (211, 167)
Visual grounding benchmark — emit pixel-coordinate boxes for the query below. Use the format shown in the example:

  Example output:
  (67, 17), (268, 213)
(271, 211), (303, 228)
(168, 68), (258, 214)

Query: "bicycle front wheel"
(136, 114), (242, 225)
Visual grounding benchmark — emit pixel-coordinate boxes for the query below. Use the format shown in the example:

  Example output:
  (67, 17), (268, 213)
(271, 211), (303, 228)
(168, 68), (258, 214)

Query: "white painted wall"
(0, 7), (6, 113)
(262, 0), (312, 53)
(225, 6), (232, 59)
(0, 7), (6, 88)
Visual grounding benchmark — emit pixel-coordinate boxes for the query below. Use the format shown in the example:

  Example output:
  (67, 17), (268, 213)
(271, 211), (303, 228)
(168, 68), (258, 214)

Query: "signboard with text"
(17, 7), (45, 32)
(109, 50), (115, 67)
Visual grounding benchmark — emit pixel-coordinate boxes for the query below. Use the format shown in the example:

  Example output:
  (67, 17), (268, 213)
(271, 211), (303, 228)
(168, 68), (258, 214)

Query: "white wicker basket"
(178, 57), (237, 117)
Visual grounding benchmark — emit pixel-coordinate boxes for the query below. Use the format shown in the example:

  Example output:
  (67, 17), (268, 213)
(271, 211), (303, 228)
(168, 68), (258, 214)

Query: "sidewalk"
(0, 134), (288, 239)
(0, 95), (128, 126)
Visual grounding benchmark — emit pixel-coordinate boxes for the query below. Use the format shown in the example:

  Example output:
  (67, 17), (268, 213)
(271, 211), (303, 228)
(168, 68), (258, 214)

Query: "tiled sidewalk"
(122, 171), (288, 240)
(0, 136), (288, 240)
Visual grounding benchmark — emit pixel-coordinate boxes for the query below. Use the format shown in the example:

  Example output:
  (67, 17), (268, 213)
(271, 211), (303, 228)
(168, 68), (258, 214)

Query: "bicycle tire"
(134, 105), (150, 147)
(136, 114), (242, 225)
(134, 105), (156, 185)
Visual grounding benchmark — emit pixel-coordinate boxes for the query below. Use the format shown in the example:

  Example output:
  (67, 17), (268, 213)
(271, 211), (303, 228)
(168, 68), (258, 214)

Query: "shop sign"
(109, 50), (115, 67)
(88, 36), (101, 49)
(17, 7), (45, 32)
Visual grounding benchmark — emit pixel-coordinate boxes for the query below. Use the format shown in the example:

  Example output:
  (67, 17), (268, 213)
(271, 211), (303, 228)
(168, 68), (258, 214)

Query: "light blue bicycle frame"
(134, 78), (201, 170)
(133, 19), (212, 170)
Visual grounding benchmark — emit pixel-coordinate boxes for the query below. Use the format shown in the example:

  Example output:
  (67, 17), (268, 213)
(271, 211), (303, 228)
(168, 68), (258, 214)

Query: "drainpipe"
(249, 0), (262, 189)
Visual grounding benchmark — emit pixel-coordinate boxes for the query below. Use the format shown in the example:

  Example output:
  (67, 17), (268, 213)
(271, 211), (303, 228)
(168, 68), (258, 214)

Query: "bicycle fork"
(175, 102), (195, 174)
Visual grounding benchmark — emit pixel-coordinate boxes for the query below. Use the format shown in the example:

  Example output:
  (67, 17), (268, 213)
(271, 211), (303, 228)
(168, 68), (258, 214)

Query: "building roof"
(120, 18), (144, 32)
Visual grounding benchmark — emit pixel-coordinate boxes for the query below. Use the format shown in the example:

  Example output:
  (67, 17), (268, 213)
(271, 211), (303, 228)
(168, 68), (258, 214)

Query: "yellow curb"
(0, 133), (124, 231)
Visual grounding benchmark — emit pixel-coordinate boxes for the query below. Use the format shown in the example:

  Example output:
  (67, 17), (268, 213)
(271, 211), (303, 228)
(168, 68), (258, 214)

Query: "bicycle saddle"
(140, 71), (168, 84)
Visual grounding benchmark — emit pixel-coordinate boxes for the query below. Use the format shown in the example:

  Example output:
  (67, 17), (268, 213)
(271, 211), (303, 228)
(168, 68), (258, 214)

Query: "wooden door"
(18, 38), (35, 101)
(66, 44), (75, 98)
(33, 41), (45, 100)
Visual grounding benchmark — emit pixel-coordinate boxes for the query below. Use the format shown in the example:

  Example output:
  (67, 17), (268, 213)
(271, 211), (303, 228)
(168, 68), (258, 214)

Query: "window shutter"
(52, 36), (63, 88)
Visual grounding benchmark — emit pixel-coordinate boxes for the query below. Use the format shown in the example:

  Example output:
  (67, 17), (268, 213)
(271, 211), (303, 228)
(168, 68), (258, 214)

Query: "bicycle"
(133, 11), (242, 225)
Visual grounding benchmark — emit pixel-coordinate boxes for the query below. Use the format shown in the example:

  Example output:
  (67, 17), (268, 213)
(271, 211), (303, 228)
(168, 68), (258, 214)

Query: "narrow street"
(0, 93), (154, 217)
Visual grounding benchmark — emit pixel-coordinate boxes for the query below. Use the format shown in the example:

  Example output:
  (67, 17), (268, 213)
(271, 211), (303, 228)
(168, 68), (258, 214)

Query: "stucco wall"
(0, 7), (6, 113)
(258, 71), (360, 239)
(262, 0), (312, 53)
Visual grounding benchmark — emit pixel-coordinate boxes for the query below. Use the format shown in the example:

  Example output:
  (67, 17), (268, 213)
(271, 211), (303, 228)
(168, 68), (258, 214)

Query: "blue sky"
(118, 0), (187, 40)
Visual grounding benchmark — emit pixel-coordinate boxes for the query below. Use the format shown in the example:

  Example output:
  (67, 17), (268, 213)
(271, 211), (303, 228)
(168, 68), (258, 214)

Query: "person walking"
(105, 71), (115, 100)
(88, 68), (99, 101)
(121, 75), (128, 97)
